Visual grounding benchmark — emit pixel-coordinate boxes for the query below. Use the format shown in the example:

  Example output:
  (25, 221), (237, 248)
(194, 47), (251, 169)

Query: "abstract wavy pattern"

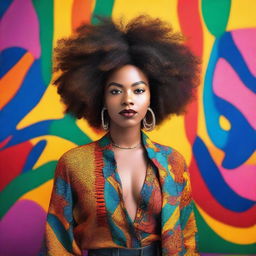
(0, 0), (255, 255)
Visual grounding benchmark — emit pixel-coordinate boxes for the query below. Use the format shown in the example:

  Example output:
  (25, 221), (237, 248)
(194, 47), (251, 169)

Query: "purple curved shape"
(0, 0), (41, 58)
(218, 164), (256, 201)
(213, 58), (256, 129)
(0, 199), (46, 256)
(232, 28), (256, 77)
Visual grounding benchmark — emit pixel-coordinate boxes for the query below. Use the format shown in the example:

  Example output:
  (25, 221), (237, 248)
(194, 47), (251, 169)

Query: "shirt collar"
(97, 131), (170, 179)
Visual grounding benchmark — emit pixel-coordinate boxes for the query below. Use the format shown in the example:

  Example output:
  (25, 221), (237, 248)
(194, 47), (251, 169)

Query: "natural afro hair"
(53, 15), (200, 129)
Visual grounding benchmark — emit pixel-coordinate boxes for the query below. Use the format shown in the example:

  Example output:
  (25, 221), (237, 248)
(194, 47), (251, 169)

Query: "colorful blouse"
(40, 132), (199, 256)
(110, 163), (163, 247)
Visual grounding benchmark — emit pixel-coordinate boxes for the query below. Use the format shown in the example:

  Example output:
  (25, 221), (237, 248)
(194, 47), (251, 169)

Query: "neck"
(109, 124), (141, 148)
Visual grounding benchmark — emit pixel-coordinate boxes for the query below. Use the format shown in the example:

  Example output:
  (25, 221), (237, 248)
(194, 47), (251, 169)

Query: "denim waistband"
(87, 241), (161, 256)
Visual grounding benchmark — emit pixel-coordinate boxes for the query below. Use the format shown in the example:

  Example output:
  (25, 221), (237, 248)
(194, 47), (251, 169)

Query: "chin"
(111, 120), (142, 129)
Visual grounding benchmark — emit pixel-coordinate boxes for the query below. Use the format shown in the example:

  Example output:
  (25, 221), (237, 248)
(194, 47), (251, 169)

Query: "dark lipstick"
(119, 109), (137, 117)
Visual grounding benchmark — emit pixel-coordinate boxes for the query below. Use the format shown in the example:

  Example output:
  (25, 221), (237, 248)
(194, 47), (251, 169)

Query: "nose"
(122, 91), (134, 106)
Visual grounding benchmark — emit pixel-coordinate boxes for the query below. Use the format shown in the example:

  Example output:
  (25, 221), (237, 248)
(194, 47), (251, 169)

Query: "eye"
(134, 88), (145, 94)
(110, 89), (122, 95)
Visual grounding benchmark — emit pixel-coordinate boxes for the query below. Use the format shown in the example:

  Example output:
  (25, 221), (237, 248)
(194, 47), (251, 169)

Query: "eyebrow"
(106, 81), (148, 88)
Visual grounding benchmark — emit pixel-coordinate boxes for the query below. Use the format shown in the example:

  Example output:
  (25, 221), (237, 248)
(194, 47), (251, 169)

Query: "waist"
(87, 241), (161, 256)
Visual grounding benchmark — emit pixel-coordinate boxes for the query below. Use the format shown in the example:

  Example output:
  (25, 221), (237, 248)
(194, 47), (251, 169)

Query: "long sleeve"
(40, 155), (82, 256)
(179, 161), (199, 255)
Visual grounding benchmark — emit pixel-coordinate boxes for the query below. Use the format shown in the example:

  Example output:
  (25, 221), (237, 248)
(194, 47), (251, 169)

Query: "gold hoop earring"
(101, 107), (109, 130)
(143, 107), (156, 131)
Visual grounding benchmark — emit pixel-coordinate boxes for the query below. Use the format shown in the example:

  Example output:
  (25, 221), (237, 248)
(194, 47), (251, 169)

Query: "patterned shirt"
(113, 163), (162, 248)
(40, 132), (199, 256)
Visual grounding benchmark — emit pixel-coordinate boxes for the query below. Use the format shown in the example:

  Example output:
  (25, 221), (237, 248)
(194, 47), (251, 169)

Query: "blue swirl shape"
(193, 136), (255, 211)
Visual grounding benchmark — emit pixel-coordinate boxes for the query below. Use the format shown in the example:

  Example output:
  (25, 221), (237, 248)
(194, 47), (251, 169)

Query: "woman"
(41, 15), (200, 256)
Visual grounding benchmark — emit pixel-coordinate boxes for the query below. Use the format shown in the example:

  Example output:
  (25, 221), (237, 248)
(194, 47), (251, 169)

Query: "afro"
(53, 15), (200, 129)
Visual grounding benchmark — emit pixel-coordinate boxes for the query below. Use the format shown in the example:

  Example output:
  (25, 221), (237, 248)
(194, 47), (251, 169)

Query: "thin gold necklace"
(111, 142), (141, 150)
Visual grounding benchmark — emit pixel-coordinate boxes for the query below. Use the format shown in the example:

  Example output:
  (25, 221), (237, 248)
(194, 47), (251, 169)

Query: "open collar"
(97, 131), (172, 179)
(96, 131), (184, 254)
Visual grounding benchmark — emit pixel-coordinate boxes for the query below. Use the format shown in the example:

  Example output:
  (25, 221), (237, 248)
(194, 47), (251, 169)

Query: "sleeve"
(39, 155), (82, 256)
(179, 159), (200, 255)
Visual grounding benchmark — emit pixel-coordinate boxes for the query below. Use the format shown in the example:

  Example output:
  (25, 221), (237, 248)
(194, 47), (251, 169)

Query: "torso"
(113, 146), (148, 222)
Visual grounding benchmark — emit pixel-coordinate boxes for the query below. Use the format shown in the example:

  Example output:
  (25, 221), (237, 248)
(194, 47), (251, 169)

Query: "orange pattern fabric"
(40, 132), (199, 255)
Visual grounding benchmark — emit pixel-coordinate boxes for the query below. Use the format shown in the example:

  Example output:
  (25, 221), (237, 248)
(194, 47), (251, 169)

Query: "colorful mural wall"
(0, 0), (255, 255)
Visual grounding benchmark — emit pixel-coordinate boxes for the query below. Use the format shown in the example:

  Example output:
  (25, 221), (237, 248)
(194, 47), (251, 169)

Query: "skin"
(104, 64), (151, 222)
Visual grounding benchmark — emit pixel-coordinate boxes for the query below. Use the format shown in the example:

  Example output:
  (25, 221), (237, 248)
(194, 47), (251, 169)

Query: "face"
(104, 65), (150, 130)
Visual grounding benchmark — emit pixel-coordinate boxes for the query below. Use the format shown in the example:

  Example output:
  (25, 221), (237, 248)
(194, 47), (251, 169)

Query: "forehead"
(106, 65), (148, 85)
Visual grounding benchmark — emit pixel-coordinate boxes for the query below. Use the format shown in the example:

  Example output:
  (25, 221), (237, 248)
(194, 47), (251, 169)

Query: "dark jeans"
(87, 241), (161, 256)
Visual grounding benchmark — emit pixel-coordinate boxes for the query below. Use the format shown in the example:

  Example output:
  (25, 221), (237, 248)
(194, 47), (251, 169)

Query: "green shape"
(91, 0), (115, 24)
(0, 161), (56, 219)
(194, 206), (256, 253)
(32, 0), (53, 86)
(50, 114), (92, 146)
(201, 0), (231, 37)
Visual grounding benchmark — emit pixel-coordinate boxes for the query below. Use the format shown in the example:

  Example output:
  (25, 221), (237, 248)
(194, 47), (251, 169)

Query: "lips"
(119, 109), (137, 117)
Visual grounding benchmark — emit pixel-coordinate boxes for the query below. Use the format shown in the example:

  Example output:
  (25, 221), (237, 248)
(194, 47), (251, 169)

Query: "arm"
(40, 155), (81, 256)
(179, 160), (199, 255)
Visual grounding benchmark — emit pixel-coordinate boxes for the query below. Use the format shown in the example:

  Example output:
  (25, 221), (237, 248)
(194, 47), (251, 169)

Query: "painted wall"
(0, 0), (255, 255)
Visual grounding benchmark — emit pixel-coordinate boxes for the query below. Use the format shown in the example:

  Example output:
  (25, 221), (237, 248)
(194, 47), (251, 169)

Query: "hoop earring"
(101, 107), (109, 131)
(143, 107), (156, 131)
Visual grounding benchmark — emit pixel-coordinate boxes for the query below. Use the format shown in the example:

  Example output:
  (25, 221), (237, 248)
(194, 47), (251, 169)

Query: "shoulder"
(148, 138), (188, 182)
(53, 140), (101, 181)
(57, 140), (99, 167)
(150, 139), (187, 165)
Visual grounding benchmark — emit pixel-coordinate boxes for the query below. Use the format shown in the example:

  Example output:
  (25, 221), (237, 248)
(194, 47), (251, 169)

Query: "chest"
(114, 148), (148, 201)
(116, 163), (147, 201)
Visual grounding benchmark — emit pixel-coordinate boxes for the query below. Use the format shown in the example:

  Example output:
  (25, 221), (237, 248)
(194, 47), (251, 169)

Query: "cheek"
(105, 97), (119, 117)
(104, 93), (115, 108)
(139, 93), (150, 108)
(137, 95), (150, 117)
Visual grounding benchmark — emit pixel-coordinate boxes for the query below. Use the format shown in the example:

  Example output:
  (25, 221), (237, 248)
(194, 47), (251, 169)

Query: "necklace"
(111, 142), (141, 150)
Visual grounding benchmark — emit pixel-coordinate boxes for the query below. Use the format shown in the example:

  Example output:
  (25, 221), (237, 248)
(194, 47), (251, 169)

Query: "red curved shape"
(0, 136), (12, 149)
(189, 158), (256, 227)
(178, 0), (203, 57)
(184, 99), (199, 145)
(0, 142), (33, 191)
(178, 0), (203, 145)
(72, 0), (93, 31)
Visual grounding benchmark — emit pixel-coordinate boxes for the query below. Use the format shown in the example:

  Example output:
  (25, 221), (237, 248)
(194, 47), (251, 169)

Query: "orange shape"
(0, 52), (34, 109)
